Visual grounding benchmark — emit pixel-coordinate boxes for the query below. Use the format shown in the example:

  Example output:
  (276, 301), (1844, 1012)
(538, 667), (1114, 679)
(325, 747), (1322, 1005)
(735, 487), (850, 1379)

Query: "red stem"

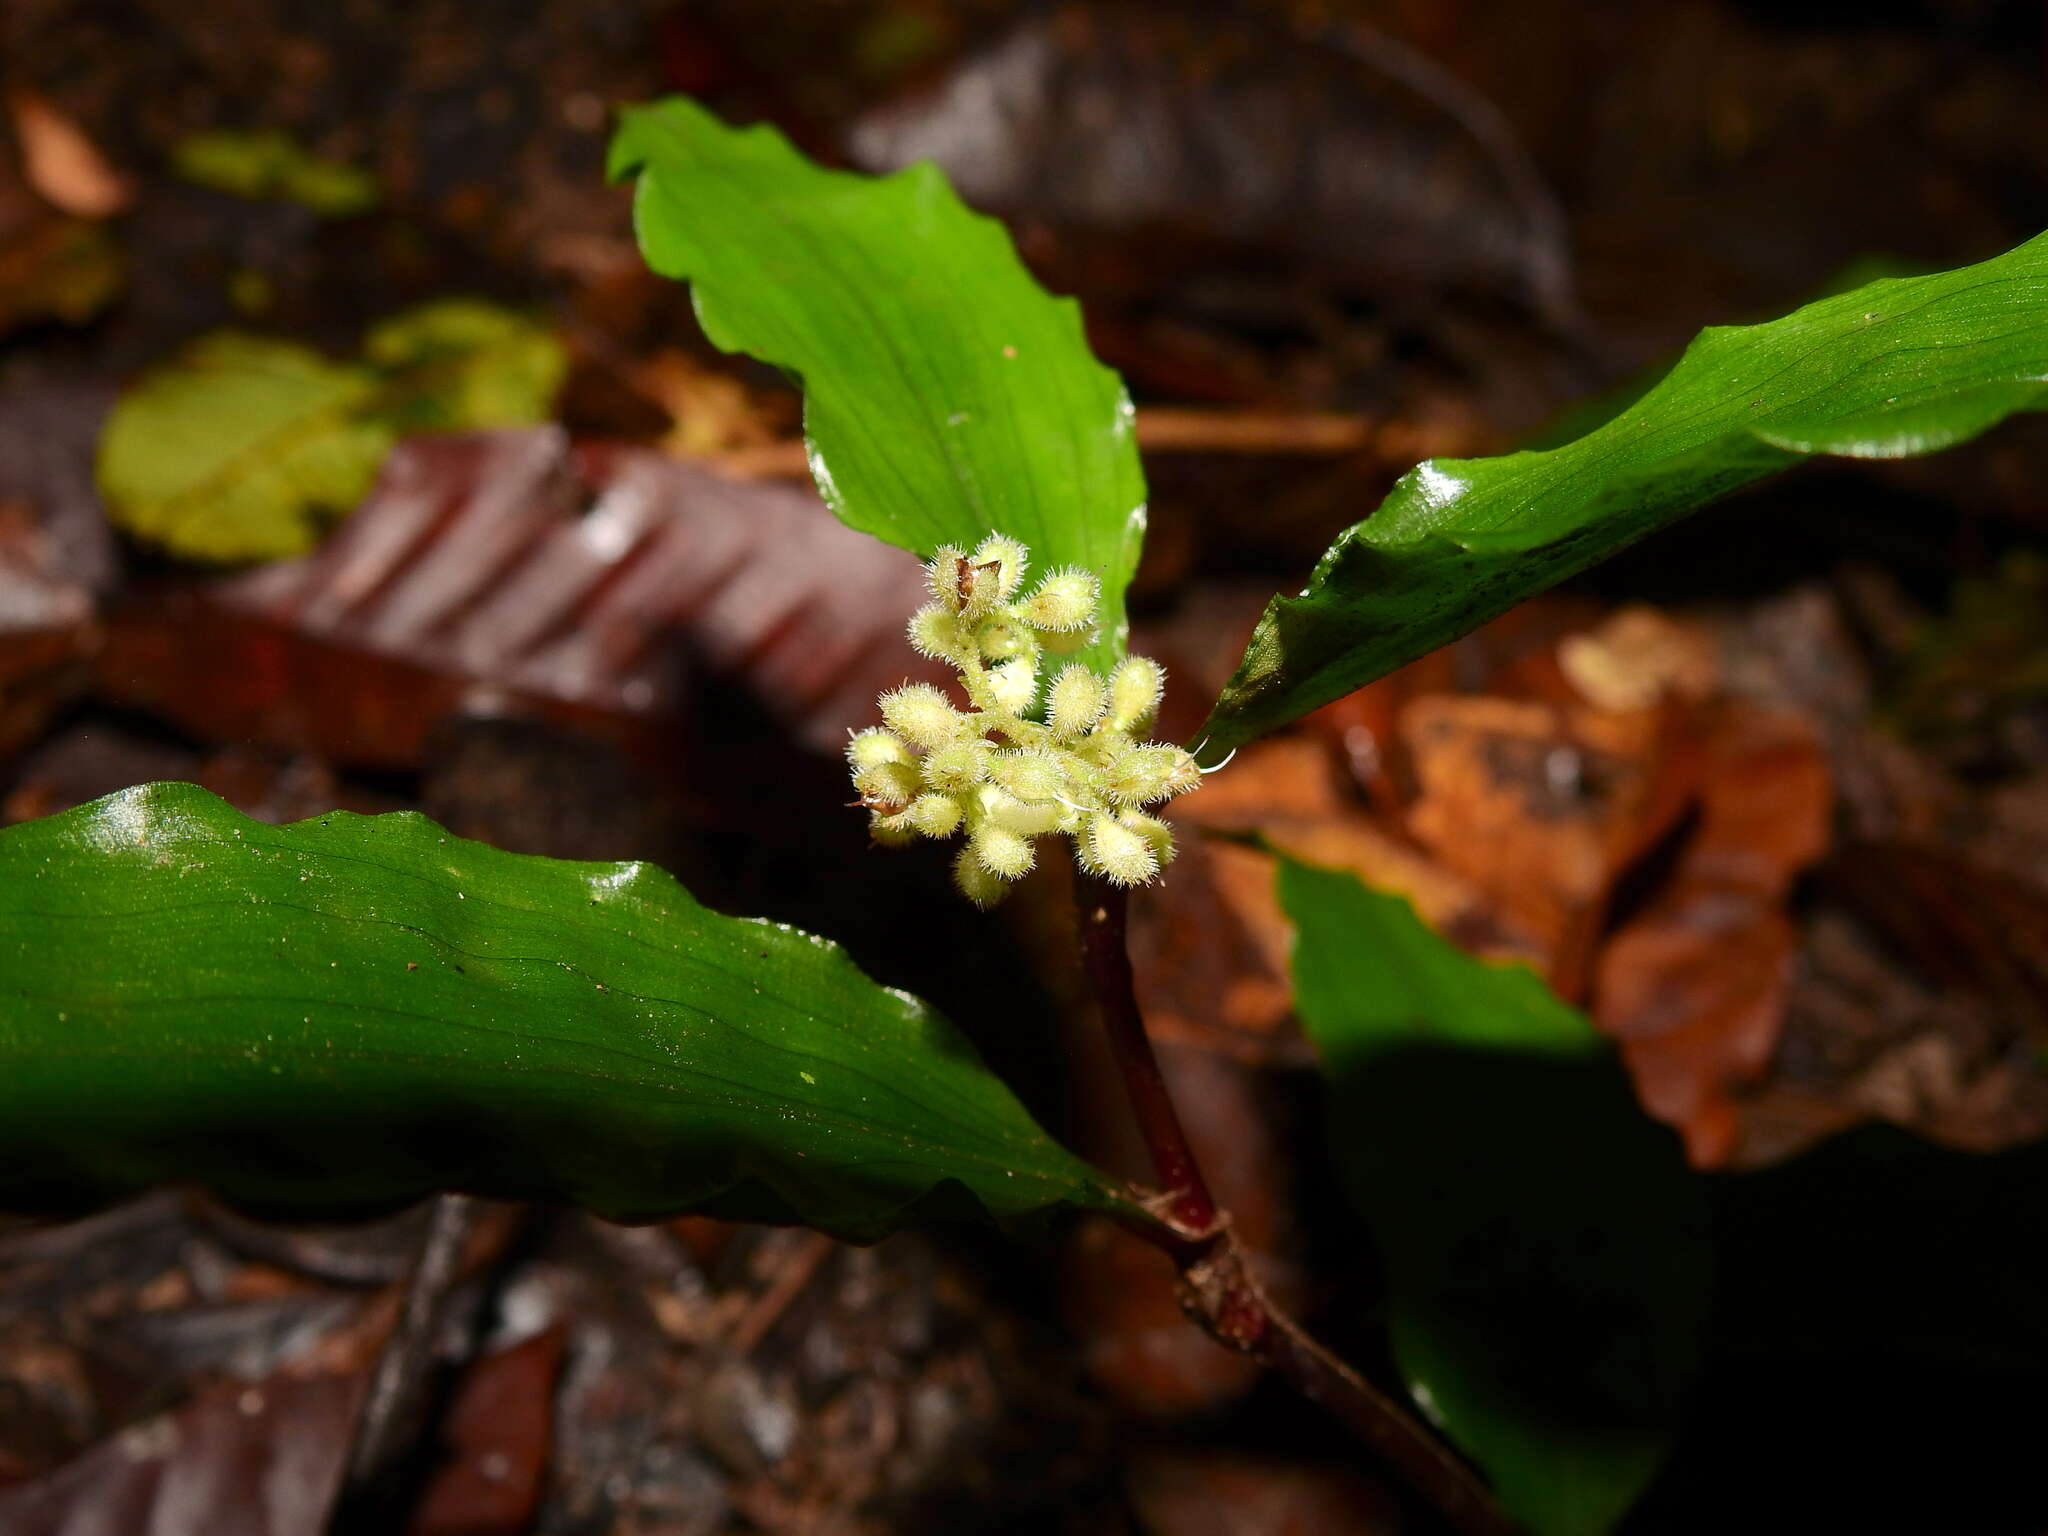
(1072, 870), (1217, 1235)
(1072, 861), (1513, 1536)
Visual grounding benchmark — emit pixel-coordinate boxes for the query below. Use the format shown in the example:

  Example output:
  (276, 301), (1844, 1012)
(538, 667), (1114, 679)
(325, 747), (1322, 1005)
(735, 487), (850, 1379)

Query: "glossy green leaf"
(609, 97), (1146, 670)
(0, 783), (1132, 1241)
(97, 301), (566, 564)
(1197, 232), (2048, 760)
(1277, 855), (1710, 1536)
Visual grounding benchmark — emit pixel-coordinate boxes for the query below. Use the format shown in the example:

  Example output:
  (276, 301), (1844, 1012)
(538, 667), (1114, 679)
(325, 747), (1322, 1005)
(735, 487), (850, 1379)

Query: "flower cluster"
(849, 533), (1201, 906)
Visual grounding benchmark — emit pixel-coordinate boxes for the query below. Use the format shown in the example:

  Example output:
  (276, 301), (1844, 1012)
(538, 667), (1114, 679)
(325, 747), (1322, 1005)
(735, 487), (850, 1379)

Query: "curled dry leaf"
(1592, 702), (1833, 1167)
(99, 429), (937, 769)
(1399, 692), (1692, 989)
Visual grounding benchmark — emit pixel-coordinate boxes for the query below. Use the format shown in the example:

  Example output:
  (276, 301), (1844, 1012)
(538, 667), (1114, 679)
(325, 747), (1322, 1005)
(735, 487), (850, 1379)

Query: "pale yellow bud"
(870, 808), (917, 846)
(992, 751), (1066, 804)
(925, 545), (966, 608)
(1019, 567), (1098, 633)
(1045, 665), (1106, 738)
(975, 616), (1033, 662)
(971, 533), (1029, 599)
(1039, 625), (1090, 655)
(985, 657), (1039, 714)
(1118, 811), (1177, 870)
(978, 783), (1064, 837)
(952, 844), (1012, 908)
(846, 728), (910, 770)
(923, 738), (996, 792)
(1157, 748), (1202, 800)
(906, 792), (964, 837)
(1082, 813), (1157, 885)
(971, 825), (1035, 879)
(907, 602), (970, 662)
(1102, 743), (1193, 807)
(1104, 655), (1165, 733)
(880, 682), (967, 750)
(853, 760), (921, 808)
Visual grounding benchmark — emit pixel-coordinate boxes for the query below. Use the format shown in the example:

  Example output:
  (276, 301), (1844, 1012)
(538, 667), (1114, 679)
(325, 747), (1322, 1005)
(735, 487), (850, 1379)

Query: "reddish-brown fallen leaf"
(1400, 691), (1702, 996)
(1594, 701), (1832, 1167)
(98, 430), (936, 768)
(410, 1327), (567, 1536)
(1126, 735), (1505, 1052)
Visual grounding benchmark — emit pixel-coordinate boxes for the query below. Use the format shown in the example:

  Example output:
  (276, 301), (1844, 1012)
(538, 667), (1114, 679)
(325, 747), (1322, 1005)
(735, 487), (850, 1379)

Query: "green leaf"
(98, 302), (568, 564)
(609, 97), (1146, 671)
(363, 298), (572, 436)
(1277, 855), (1710, 1536)
(96, 333), (390, 563)
(1196, 232), (2048, 759)
(0, 783), (1132, 1241)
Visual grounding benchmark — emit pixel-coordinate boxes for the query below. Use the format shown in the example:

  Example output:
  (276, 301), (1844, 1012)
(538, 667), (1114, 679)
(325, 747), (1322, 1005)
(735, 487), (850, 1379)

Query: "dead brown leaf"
(1593, 701), (1832, 1167)
(6, 90), (132, 219)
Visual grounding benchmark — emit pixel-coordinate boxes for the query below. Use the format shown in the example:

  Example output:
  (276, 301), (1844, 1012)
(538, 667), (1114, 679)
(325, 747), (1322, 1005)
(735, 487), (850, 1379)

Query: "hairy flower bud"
(971, 825), (1035, 879)
(870, 808), (917, 846)
(922, 738), (995, 792)
(1104, 655), (1165, 733)
(984, 657), (1038, 714)
(926, 544), (967, 608)
(952, 844), (1011, 908)
(1045, 664), (1105, 738)
(1081, 813), (1158, 885)
(992, 751), (1065, 804)
(977, 783), (1064, 837)
(907, 602), (969, 662)
(971, 533), (1029, 599)
(853, 760), (921, 808)
(846, 727), (910, 770)
(1019, 567), (1099, 633)
(1118, 811), (1177, 871)
(1102, 743), (1198, 807)
(975, 616), (1033, 662)
(880, 682), (967, 749)
(1156, 748), (1202, 801)
(906, 792), (964, 837)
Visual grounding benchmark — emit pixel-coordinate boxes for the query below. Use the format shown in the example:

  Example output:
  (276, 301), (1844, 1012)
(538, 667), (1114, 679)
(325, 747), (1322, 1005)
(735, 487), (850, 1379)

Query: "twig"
(729, 1229), (836, 1359)
(333, 1194), (480, 1531)
(1131, 406), (1374, 455)
(703, 407), (1385, 481)
(1072, 862), (1513, 1536)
